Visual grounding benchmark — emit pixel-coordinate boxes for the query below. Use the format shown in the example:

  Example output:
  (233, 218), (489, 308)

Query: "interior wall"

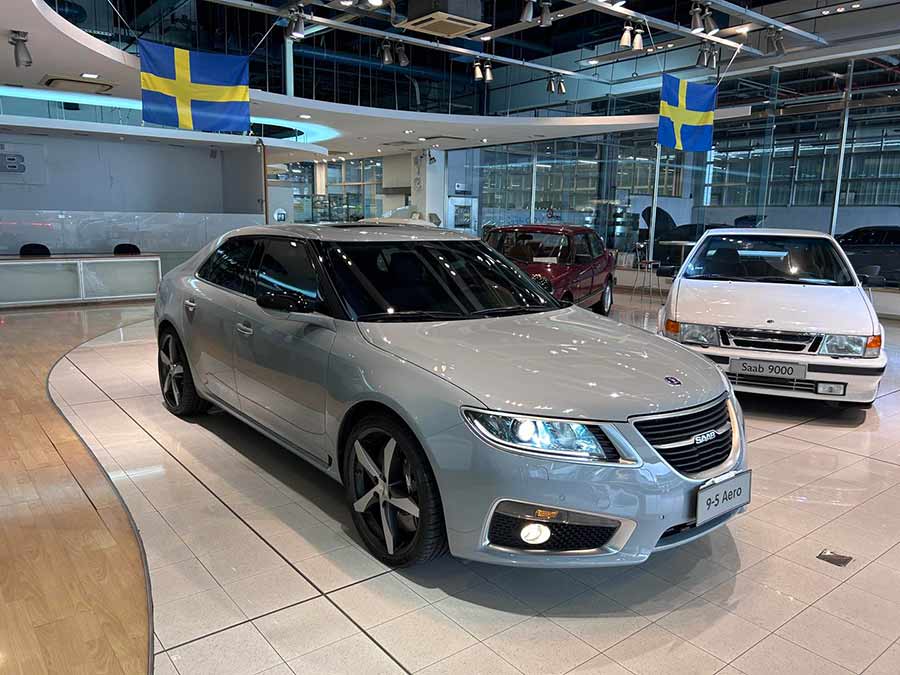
(698, 206), (900, 233)
(0, 133), (260, 214)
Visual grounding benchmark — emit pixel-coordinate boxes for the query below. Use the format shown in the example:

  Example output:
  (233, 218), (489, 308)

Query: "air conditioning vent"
(400, 0), (489, 37)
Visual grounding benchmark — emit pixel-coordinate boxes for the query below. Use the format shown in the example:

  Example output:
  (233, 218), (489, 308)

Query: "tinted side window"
(485, 231), (504, 250)
(574, 234), (591, 261)
(883, 229), (900, 246)
(589, 232), (604, 256)
(256, 239), (319, 301)
(197, 238), (257, 293)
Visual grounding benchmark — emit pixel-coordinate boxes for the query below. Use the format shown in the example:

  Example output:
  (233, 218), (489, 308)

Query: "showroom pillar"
(648, 142), (662, 261)
(756, 68), (780, 227)
(410, 149), (447, 226)
(830, 59), (855, 235)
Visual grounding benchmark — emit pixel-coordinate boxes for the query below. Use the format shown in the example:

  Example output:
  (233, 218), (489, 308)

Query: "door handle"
(236, 322), (254, 336)
(184, 299), (197, 312)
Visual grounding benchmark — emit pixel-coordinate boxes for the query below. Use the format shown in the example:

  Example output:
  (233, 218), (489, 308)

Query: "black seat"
(19, 243), (51, 257)
(706, 248), (743, 276)
(114, 243), (141, 255)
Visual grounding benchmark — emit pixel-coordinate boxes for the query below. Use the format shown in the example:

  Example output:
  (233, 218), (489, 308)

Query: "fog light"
(817, 382), (846, 396)
(520, 522), (551, 545)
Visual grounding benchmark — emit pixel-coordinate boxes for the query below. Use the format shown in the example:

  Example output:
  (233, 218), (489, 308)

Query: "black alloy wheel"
(344, 416), (447, 566)
(157, 329), (208, 417)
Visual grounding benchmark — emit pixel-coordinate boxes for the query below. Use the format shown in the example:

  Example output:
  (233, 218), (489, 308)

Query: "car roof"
(490, 224), (593, 235)
(222, 223), (477, 243)
(700, 228), (835, 239)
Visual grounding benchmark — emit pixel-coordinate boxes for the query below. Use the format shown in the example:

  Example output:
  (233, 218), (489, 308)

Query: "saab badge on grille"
(664, 376), (682, 386)
(693, 430), (717, 445)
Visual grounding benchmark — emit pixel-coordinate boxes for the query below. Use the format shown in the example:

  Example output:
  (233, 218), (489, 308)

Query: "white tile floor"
(47, 312), (900, 675)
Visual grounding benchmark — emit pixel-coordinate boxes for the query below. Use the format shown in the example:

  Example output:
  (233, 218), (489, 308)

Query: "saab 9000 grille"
(632, 396), (733, 475)
(719, 328), (822, 353)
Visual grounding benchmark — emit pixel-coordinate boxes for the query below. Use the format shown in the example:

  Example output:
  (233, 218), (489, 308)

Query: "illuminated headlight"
(462, 409), (608, 460)
(665, 320), (719, 346)
(819, 334), (881, 358)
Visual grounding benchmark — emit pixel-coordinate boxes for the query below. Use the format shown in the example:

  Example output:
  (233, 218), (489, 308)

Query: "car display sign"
(696, 469), (751, 525)
(729, 358), (807, 380)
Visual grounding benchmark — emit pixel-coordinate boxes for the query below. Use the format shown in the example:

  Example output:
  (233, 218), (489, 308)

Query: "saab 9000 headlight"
(819, 334), (881, 358)
(462, 409), (621, 462)
(664, 320), (719, 347)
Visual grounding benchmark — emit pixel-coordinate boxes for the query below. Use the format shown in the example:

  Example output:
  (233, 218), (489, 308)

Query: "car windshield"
(322, 240), (559, 321)
(488, 230), (570, 264)
(683, 234), (854, 286)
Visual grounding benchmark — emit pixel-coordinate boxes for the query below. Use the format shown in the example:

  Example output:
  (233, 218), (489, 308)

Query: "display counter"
(0, 254), (161, 308)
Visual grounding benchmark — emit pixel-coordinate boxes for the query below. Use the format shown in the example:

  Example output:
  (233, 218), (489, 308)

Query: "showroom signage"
(0, 142), (46, 184)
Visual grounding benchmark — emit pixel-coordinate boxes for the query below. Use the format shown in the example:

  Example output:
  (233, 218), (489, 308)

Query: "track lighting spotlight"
(540, 1), (552, 27)
(619, 22), (633, 49)
(339, 0), (356, 5)
(381, 42), (394, 65)
(521, 0), (535, 22)
(632, 25), (644, 51)
(695, 42), (709, 68)
(690, 4), (703, 33)
(765, 27), (785, 55)
(9, 31), (31, 68)
(546, 75), (557, 94)
(395, 43), (409, 67)
(473, 60), (484, 81)
(368, 0), (384, 6)
(557, 76), (566, 95)
(286, 11), (306, 40)
(710, 47), (719, 69)
(484, 61), (493, 82)
(702, 6), (719, 35)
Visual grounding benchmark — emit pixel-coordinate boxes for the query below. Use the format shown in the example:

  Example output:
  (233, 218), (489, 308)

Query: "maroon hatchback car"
(485, 224), (615, 315)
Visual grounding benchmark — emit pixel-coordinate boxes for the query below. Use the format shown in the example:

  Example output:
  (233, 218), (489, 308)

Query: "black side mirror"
(657, 265), (677, 278)
(257, 291), (317, 313)
(859, 274), (886, 288)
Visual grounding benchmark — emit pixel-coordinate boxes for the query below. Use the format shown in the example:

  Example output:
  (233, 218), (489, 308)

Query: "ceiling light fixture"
(702, 5), (719, 35)
(540, 1), (552, 27)
(696, 42), (709, 68)
(417, 136), (427, 141)
(480, 35), (492, 41)
(619, 22), (633, 49)
(484, 61), (494, 82)
(339, 0), (356, 6)
(404, 129), (414, 134)
(286, 10), (305, 39)
(368, 0), (384, 7)
(710, 46), (719, 70)
(299, 113), (312, 119)
(473, 60), (484, 81)
(690, 4), (703, 33)
(381, 42), (394, 65)
(765, 26), (785, 55)
(81, 73), (99, 79)
(557, 76), (567, 95)
(587, 58), (600, 65)
(9, 31), (31, 69)
(481, 138), (488, 143)
(546, 75), (557, 93)
(632, 24), (644, 51)
(395, 43), (409, 67)
(521, 0), (535, 22)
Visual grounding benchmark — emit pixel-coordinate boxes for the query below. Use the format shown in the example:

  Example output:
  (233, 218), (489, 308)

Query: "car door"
(233, 237), (335, 462)
(186, 236), (257, 410)
(588, 231), (611, 297)
(571, 233), (594, 303)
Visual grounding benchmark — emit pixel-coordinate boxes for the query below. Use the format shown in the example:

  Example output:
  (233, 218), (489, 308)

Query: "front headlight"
(462, 409), (610, 461)
(819, 334), (881, 358)
(665, 320), (720, 346)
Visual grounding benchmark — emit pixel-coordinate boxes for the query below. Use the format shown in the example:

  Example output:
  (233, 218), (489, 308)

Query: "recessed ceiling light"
(481, 138), (488, 143)
(299, 113), (311, 119)
(588, 59), (599, 65)
(822, 9), (830, 14)
(667, 42), (674, 48)
(647, 47), (655, 52)
(404, 129), (415, 134)
(81, 73), (100, 79)
(852, 2), (861, 6)
(348, 152), (354, 155)
(376, 148), (382, 152)
(432, 143), (440, 148)
(480, 35), (491, 41)
(417, 137), (427, 141)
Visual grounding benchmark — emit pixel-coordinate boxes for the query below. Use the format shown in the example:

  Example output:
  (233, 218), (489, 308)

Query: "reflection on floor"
(47, 300), (900, 675)
(0, 303), (154, 675)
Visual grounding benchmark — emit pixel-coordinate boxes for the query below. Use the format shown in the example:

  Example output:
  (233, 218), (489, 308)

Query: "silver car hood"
(358, 307), (726, 421)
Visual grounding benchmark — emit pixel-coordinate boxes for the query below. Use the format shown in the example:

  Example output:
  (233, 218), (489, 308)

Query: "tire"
(343, 414), (448, 566)
(596, 280), (613, 316)
(158, 328), (209, 417)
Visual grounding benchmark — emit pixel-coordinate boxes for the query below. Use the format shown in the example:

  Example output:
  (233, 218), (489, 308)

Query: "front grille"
(721, 328), (820, 353)
(727, 372), (819, 393)
(488, 513), (618, 552)
(633, 397), (733, 475)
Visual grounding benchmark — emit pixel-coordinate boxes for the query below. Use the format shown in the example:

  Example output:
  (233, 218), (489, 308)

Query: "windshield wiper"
(750, 276), (812, 285)
(470, 305), (552, 317)
(356, 310), (466, 322)
(686, 274), (747, 282)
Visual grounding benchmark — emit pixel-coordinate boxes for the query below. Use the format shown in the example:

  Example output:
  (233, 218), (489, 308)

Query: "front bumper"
(423, 398), (747, 567)
(683, 344), (885, 404)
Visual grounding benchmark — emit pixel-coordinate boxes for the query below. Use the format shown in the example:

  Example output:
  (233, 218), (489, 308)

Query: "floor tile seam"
(808, 588), (900, 642)
(773, 617), (886, 673)
(61, 355), (115, 405)
(606, 616), (733, 671)
(429, 593), (534, 642)
(100, 387), (415, 675)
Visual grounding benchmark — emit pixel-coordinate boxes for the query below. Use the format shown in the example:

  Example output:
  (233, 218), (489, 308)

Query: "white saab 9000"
(659, 229), (886, 407)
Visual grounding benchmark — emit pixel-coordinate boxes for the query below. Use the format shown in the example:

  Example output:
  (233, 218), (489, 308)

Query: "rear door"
(233, 237), (335, 461)
(571, 233), (594, 303)
(588, 231), (611, 296)
(187, 236), (257, 410)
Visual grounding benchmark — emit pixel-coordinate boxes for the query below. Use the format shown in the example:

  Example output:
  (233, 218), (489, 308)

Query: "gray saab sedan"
(154, 223), (749, 567)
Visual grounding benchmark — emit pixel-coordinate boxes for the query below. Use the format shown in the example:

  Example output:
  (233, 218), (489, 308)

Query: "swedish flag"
(138, 39), (250, 133)
(658, 74), (717, 152)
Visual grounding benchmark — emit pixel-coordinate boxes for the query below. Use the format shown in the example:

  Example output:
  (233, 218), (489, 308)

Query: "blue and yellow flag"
(658, 74), (717, 152)
(138, 39), (250, 132)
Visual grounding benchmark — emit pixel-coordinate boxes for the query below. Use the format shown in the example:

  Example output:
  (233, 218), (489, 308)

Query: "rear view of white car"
(659, 229), (886, 407)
